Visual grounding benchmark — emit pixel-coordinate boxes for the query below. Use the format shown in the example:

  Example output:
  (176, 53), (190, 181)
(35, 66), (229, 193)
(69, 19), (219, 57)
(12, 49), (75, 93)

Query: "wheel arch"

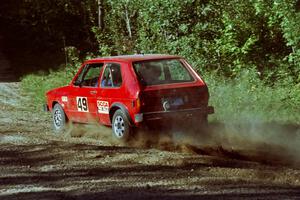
(109, 103), (133, 126)
(52, 101), (59, 109)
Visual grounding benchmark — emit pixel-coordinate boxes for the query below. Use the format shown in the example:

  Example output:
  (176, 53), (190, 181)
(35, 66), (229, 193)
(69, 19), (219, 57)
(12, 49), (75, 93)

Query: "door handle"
(90, 90), (97, 95)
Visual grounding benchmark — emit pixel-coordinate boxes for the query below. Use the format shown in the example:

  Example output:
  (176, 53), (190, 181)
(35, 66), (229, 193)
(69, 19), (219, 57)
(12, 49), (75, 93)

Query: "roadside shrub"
(21, 47), (83, 108)
(21, 66), (77, 108)
(205, 68), (300, 124)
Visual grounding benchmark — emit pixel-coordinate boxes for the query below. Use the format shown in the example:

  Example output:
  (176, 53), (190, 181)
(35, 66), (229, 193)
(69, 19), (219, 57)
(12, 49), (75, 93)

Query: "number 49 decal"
(76, 97), (89, 112)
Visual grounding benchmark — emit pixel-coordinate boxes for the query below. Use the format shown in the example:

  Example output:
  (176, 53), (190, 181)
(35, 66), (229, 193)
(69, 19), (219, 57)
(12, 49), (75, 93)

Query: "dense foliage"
(94, 0), (300, 80)
(5, 0), (299, 123)
(1, 0), (300, 77)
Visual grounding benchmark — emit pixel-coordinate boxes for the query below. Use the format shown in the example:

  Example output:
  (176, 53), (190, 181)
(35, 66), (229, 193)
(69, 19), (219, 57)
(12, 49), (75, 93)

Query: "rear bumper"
(142, 106), (214, 122)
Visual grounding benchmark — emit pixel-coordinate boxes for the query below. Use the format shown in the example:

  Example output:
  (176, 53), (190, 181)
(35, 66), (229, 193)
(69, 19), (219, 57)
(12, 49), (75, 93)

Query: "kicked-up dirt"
(0, 82), (300, 200)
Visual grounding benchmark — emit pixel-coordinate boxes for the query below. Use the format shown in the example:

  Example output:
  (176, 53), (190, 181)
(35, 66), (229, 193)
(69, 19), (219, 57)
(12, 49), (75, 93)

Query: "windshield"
(133, 59), (194, 86)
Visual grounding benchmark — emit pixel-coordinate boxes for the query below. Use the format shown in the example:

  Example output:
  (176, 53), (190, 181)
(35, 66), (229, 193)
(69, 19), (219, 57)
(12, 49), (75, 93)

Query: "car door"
(97, 63), (123, 125)
(68, 63), (104, 123)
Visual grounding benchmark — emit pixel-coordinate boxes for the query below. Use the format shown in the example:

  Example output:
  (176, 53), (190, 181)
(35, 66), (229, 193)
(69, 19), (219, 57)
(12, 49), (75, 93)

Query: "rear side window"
(101, 63), (122, 88)
(133, 59), (194, 86)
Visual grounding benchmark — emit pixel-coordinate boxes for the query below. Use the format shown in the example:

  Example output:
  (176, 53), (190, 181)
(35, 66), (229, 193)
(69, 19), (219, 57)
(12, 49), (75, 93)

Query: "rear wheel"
(112, 109), (132, 142)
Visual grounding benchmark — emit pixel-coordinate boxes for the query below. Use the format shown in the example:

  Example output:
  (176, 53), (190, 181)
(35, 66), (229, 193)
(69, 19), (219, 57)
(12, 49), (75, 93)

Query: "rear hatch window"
(133, 59), (194, 86)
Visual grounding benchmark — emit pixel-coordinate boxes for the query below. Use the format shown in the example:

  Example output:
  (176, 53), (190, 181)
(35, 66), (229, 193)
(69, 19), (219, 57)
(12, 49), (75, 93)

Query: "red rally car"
(45, 54), (214, 141)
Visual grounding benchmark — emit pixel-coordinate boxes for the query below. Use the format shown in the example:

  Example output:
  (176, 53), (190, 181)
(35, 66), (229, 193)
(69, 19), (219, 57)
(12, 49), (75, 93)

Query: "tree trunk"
(98, 0), (104, 29)
(124, 7), (132, 38)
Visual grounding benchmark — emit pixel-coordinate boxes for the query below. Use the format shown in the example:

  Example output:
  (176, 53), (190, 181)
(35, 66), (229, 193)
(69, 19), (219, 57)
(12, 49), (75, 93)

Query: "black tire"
(112, 109), (132, 142)
(52, 103), (68, 134)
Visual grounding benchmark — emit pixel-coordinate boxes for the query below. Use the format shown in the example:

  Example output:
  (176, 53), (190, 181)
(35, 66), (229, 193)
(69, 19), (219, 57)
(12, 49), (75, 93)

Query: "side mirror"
(73, 79), (82, 87)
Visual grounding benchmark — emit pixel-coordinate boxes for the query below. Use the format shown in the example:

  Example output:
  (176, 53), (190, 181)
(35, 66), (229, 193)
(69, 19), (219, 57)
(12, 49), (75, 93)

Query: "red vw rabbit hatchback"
(45, 54), (214, 141)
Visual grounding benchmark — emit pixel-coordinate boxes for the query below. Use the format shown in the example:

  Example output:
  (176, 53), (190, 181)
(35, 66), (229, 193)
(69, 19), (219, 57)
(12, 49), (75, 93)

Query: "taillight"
(132, 98), (141, 110)
(136, 98), (141, 110)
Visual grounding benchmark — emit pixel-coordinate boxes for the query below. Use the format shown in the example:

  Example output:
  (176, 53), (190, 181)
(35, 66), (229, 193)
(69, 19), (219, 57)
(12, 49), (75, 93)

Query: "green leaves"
(2, 0), (300, 79)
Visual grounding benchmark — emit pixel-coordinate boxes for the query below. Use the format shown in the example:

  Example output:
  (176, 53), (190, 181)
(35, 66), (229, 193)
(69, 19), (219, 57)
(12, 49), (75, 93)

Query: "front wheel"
(52, 103), (68, 134)
(112, 110), (132, 142)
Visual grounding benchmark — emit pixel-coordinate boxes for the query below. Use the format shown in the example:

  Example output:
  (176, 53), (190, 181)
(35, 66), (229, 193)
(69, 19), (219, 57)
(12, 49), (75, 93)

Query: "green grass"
(21, 65), (300, 124)
(21, 65), (79, 108)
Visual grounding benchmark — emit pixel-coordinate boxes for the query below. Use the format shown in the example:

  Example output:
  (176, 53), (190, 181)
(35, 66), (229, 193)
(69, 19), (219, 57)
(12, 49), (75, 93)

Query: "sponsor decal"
(62, 96), (68, 102)
(76, 97), (89, 112)
(97, 100), (109, 114)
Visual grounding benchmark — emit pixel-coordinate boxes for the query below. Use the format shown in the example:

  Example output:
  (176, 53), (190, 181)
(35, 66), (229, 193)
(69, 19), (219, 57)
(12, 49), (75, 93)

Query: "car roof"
(87, 54), (182, 63)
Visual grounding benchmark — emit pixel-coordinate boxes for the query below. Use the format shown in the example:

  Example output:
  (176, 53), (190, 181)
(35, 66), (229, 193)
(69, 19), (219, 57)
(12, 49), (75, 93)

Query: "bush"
(21, 66), (78, 108)
(21, 47), (83, 108)
(205, 68), (300, 124)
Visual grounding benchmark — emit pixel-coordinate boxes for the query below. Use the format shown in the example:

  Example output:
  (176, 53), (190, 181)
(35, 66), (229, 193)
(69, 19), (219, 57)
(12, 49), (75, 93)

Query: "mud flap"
(208, 106), (214, 114)
(43, 103), (49, 112)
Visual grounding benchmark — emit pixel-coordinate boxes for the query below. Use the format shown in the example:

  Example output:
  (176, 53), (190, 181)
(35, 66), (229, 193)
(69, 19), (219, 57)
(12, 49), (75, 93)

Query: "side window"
(75, 63), (104, 87)
(101, 63), (122, 88)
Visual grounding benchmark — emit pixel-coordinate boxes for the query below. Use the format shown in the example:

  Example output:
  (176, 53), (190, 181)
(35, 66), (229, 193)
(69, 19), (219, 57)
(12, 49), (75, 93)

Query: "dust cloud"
(169, 121), (300, 167)
(66, 116), (300, 167)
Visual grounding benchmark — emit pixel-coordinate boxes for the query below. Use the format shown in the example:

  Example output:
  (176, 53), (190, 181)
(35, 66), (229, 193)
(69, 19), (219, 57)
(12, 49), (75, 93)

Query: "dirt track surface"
(0, 82), (300, 200)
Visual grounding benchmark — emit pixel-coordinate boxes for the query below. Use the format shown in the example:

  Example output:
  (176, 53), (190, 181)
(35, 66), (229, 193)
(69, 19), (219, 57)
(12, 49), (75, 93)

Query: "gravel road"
(0, 82), (300, 200)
